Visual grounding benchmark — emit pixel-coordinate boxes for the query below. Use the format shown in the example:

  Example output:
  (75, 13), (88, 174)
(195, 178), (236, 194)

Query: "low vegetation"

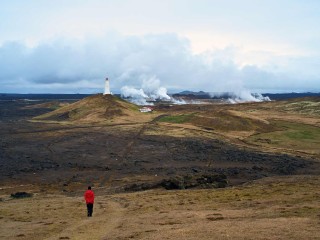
(247, 120), (320, 156)
(158, 114), (195, 124)
(276, 100), (320, 115)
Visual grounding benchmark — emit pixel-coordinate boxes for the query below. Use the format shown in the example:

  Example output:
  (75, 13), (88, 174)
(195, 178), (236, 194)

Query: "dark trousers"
(87, 203), (93, 217)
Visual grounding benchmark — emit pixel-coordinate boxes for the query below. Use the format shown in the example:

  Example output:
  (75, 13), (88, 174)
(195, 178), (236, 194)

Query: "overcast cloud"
(0, 1), (319, 93)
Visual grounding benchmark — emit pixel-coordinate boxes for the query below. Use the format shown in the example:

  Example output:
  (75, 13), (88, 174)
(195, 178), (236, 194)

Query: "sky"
(0, 0), (319, 94)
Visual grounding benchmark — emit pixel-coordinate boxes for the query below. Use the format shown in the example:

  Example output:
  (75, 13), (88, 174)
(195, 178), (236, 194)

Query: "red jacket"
(84, 190), (94, 204)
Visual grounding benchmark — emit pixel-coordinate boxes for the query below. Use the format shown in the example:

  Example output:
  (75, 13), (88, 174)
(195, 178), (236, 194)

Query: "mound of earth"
(33, 94), (141, 122)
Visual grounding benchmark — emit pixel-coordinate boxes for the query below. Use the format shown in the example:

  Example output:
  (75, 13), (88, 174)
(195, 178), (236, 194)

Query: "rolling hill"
(33, 94), (144, 123)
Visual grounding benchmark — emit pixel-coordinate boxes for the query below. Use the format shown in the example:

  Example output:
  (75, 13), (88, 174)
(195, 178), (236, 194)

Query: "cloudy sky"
(0, 0), (319, 93)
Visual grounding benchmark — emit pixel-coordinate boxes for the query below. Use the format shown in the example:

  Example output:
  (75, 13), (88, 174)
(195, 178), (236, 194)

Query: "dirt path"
(44, 198), (125, 240)
(99, 114), (168, 188)
(121, 114), (168, 161)
(0, 194), (126, 240)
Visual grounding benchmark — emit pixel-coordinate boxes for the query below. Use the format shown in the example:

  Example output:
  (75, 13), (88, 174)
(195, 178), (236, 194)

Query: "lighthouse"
(103, 77), (111, 95)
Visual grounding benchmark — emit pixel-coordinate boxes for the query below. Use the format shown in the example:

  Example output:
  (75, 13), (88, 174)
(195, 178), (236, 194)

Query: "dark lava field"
(0, 98), (319, 194)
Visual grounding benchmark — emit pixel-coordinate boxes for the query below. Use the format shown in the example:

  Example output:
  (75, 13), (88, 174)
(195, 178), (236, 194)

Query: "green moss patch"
(247, 121), (320, 153)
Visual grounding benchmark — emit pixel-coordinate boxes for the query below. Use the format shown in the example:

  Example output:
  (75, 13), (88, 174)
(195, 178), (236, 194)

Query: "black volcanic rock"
(161, 174), (228, 190)
(11, 192), (33, 199)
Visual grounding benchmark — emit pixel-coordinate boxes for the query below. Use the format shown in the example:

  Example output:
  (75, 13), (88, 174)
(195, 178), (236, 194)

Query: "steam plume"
(121, 75), (171, 105)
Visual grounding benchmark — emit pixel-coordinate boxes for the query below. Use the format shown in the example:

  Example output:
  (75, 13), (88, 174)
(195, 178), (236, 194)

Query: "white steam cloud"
(210, 90), (271, 103)
(121, 75), (171, 105)
(141, 76), (171, 100)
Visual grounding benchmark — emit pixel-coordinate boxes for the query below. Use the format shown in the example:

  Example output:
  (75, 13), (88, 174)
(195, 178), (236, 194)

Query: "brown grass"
(33, 94), (155, 124)
(1, 175), (320, 239)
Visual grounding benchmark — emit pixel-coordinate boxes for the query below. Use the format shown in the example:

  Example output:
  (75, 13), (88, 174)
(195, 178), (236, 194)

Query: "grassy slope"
(158, 114), (195, 124)
(275, 100), (320, 116)
(247, 121), (320, 154)
(157, 111), (274, 132)
(156, 99), (320, 157)
(33, 94), (146, 123)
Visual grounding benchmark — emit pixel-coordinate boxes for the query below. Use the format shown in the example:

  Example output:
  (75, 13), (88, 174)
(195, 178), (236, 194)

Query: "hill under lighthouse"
(103, 77), (111, 95)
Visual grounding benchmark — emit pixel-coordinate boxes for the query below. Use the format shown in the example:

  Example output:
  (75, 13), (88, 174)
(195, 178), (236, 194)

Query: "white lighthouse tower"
(103, 77), (111, 95)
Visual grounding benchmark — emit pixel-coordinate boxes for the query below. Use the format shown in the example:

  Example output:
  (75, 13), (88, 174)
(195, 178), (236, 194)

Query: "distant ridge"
(1, 92), (320, 102)
(0, 93), (93, 101)
(173, 91), (320, 100)
(261, 92), (320, 100)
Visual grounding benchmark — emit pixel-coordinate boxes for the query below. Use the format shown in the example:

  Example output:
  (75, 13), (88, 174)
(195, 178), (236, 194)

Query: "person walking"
(84, 186), (95, 217)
